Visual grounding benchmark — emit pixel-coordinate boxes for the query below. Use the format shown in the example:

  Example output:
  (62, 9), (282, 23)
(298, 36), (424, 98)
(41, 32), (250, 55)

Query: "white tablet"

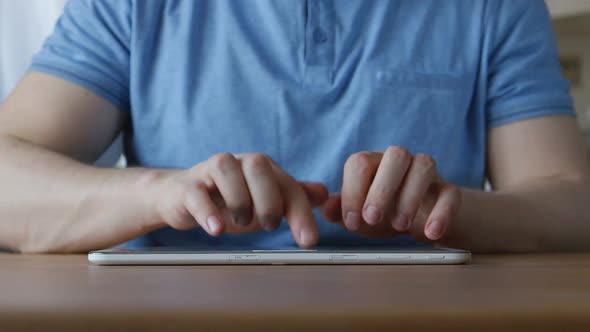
(88, 247), (470, 265)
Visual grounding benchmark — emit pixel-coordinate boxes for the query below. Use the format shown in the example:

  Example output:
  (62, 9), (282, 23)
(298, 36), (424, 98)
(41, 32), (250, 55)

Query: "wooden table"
(1, 254), (589, 332)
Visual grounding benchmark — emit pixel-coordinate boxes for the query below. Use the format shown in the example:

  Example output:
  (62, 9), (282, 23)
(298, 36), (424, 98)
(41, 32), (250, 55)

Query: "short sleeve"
(29, 0), (132, 110)
(485, 0), (574, 128)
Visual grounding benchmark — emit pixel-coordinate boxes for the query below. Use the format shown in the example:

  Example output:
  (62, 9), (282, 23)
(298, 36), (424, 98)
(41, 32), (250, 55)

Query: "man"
(0, 0), (588, 253)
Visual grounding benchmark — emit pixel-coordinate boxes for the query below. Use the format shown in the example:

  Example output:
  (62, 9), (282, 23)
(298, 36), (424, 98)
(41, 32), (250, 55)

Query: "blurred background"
(548, 0), (590, 150)
(1, 0), (590, 163)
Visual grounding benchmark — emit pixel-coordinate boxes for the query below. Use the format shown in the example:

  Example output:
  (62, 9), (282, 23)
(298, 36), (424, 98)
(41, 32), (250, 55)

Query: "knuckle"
(209, 153), (236, 172)
(243, 153), (271, 173)
(415, 153), (436, 174)
(415, 153), (435, 167)
(345, 152), (374, 175)
(386, 146), (411, 161)
(372, 186), (394, 202)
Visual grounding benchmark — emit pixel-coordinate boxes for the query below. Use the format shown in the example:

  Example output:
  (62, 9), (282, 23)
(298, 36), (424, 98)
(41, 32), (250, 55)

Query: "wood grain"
(1, 254), (589, 331)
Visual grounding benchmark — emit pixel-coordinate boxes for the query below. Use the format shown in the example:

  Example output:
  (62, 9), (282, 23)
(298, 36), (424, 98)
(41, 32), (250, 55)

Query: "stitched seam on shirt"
(29, 62), (130, 111)
(487, 105), (574, 128)
(488, 99), (573, 119)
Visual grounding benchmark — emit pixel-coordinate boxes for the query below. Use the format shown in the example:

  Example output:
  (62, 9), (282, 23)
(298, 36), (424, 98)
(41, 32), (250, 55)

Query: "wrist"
(129, 168), (177, 230)
(443, 188), (540, 253)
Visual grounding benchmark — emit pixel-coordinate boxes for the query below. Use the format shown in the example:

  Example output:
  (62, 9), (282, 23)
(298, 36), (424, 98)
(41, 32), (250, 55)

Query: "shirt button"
(313, 28), (328, 44)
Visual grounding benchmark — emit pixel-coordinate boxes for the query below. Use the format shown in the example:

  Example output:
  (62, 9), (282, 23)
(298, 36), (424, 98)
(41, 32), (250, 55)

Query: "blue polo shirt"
(30, 0), (573, 248)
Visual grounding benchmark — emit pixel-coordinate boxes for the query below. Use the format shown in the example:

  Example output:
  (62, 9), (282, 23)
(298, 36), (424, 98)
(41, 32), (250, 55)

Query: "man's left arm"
(442, 115), (590, 252)
(442, 0), (590, 252)
(321, 115), (590, 252)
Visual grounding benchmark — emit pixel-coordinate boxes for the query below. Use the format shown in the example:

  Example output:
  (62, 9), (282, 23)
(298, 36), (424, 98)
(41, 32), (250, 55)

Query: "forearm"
(0, 135), (164, 253)
(443, 177), (590, 253)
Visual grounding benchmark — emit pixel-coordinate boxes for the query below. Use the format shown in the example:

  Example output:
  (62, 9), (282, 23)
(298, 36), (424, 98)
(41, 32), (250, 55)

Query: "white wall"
(0, 0), (66, 99)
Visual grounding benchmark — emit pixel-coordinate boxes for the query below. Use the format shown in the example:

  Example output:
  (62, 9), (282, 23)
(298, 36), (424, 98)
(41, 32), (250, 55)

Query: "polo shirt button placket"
(303, 0), (334, 88)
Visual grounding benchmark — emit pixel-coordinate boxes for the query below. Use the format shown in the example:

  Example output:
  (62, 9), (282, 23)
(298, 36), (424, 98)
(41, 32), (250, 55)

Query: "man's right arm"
(0, 72), (166, 253)
(0, 72), (326, 253)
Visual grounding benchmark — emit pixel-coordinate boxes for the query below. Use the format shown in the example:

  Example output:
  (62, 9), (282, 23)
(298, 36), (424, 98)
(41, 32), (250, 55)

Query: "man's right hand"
(0, 73), (328, 252)
(147, 153), (329, 248)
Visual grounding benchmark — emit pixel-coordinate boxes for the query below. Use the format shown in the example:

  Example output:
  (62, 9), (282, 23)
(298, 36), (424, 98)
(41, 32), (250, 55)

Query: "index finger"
(274, 167), (319, 248)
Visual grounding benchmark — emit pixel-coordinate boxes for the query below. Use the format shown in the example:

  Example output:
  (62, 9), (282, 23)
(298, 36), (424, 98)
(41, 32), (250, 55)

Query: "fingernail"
(427, 220), (444, 240)
(392, 214), (410, 231)
(344, 212), (362, 231)
(363, 205), (382, 225)
(206, 215), (222, 234)
(299, 229), (313, 247)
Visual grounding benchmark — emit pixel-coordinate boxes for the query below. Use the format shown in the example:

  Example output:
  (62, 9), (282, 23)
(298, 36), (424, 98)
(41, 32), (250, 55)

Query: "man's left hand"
(321, 146), (462, 242)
